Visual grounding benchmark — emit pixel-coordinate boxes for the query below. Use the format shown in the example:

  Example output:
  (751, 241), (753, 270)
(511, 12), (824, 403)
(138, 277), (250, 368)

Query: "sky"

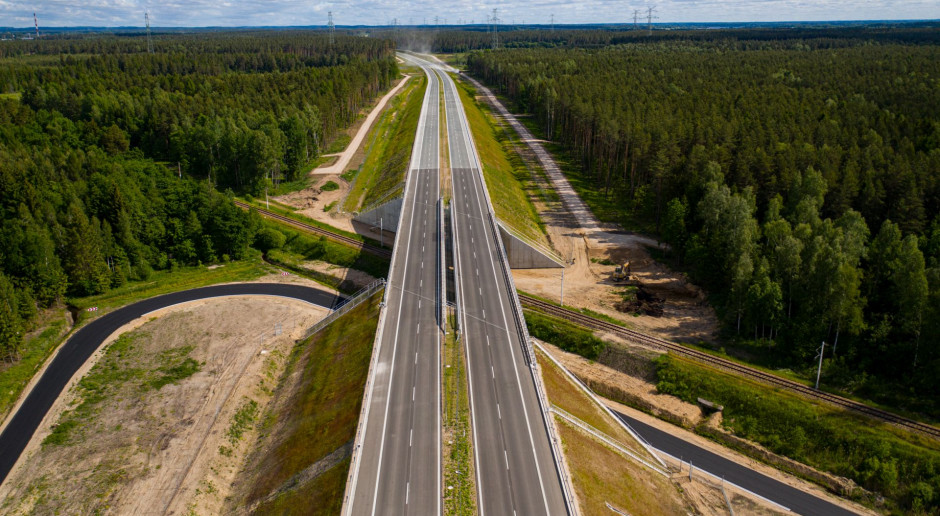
(2, 0), (938, 28)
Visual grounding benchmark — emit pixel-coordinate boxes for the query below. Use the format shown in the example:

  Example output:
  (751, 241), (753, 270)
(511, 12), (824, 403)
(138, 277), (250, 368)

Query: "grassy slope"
(537, 352), (687, 515)
(0, 256), (272, 424)
(453, 75), (546, 244)
(237, 290), (382, 514)
(345, 75), (427, 212)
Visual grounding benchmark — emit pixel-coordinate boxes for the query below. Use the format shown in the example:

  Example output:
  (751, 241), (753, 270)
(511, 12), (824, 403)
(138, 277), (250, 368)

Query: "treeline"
(0, 33), (397, 193)
(399, 26), (940, 53)
(467, 38), (940, 415)
(0, 32), (396, 360)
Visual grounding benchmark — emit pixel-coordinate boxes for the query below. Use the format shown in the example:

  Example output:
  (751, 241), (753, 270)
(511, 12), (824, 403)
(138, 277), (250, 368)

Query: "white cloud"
(2, 0), (938, 27)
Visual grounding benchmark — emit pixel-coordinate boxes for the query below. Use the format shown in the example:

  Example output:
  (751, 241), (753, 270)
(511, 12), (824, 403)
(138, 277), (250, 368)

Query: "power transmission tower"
(490, 8), (499, 49)
(646, 6), (658, 36)
(328, 11), (335, 45)
(33, 12), (40, 39)
(550, 13), (554, 31)
(633, 9), (641, 30)
(145, 11), (154, 54)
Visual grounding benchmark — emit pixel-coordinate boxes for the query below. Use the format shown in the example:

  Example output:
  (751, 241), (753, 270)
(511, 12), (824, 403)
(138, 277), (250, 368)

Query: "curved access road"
(613, 411), (859, 515)
(0, 282), (341, 486)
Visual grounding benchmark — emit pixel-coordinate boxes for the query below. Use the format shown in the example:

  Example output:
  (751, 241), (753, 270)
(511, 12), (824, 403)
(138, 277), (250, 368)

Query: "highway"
(614, 411), (859, 515)
(434, 60), (569, 515)
(0, 282), (340, 486)
(346, 55), (442, 516)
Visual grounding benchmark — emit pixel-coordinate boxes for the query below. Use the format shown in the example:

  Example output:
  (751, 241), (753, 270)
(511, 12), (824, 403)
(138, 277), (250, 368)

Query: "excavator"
(612, 262), (632, 283)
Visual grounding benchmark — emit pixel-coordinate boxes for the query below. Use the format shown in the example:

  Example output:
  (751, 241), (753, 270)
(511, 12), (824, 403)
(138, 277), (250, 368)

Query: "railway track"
(232, 200), (392, 259)
(519, 294), (940, 440)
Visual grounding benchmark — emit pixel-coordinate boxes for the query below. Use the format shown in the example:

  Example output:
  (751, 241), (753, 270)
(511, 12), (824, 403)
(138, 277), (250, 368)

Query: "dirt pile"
(614, 284), (665, 317)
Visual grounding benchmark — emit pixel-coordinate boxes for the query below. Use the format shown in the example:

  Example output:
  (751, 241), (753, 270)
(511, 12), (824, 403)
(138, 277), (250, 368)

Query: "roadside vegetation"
(452, 75), (545, 244)
(443, 314), (476, 515)
(345, 75), (427, 212)
(525, 310), (606, 360)
(259, 221), (389, 280)
(230, 290), (383, 514)
(656, 354), (940, 513)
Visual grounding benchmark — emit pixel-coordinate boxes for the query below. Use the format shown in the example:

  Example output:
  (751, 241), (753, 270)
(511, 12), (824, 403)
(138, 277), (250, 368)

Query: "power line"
(646, 6), (659, 36)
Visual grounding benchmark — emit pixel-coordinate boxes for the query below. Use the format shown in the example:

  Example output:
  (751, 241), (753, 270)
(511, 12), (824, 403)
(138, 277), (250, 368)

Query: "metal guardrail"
(443, 68), (579, 515)
(551, 406), (668, 476)
(532, 339), (668, 470)
(302, 278), (386, 340)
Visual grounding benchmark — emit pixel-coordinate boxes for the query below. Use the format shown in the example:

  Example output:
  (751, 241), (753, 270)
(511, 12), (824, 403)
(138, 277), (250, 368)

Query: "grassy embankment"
(443, 314), (476, 514)
(656, 354), (940, 513)
(453, 75), (547, 245)
(344, 75), (427, 212)
(232, 290), (382, 515)
(238, 196), (374, 245)
(0, 256), (273, 425)
(537, 349), (689, 515)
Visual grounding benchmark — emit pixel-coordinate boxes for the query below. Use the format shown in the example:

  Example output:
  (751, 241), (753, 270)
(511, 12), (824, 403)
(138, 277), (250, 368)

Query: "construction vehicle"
(612, 262), (632, 283)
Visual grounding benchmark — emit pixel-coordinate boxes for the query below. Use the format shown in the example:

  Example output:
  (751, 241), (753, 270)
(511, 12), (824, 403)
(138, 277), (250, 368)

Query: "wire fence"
(301, 279), (385, 341)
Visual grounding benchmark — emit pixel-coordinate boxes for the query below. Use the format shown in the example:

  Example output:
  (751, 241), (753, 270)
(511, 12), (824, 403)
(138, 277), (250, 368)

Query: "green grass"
(345, 75), (426, 212)
(319, 180), (339, 192)
(0, 315), (69, 423)
(324, 133), (352, 155)
(265, 247), (366, 295)
(656, 354), (940, 513)
(323, 201), (337, 212)
(241, 290), (383, 509)
(453, 75), (546, 244)
(227, 399), (260, 446)
(67, 254), (270, 316)
(0, 92), (21, 101)
(239, 197), (371, 244)
(443, 314), (476, 515)
(268, 176), (313, 197)
(273, 222), (389, 280)
(253, 458), (349, 516)
(525, 311), (607, 360)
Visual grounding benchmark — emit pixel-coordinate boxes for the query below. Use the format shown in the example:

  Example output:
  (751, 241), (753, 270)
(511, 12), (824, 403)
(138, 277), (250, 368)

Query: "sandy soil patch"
(275, 175), (356, 233)
(0, 297), (327, 515)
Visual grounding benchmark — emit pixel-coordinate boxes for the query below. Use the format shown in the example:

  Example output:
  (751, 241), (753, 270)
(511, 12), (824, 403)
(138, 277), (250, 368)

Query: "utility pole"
(815, 341), (826, 390)
(145, 11), (154, 54)
(328, 11), (335, 45)
(646, 6), (659, 36)
(560, 268), (565, 306)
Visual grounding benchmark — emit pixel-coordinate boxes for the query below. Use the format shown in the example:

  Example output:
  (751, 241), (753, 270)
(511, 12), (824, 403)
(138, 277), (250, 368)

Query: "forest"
(465, 31), (940, 417)
(0, 32), (397, 359)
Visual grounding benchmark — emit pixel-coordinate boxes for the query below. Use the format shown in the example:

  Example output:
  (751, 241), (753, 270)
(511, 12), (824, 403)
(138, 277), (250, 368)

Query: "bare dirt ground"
(539, 341), (877, 516)
(0, 296), (327, 516)
(276, 175), (355, 233)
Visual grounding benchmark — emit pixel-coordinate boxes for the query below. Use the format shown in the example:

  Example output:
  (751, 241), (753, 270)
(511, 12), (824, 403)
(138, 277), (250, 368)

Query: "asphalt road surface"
(613, 411), (859, 515)
(0, 282), (340, 486)
(434, 61), (569, 515)
(347, 56), (442, 516)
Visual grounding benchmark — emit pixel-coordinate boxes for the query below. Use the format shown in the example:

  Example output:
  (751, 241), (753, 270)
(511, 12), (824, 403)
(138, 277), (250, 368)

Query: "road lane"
(434, 62), (569, 515)
(347, 57), (442, 516)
